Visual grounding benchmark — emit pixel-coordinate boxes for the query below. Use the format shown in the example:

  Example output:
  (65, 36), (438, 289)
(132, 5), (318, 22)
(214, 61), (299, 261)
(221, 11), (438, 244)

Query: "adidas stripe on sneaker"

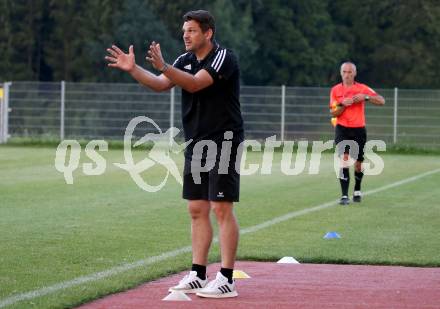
(168, 271), (207, 294)
(196, 272), (238, 298)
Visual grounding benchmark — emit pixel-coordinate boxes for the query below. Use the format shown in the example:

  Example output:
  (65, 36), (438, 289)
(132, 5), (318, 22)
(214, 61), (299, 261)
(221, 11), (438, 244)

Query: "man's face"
(182, 20), (211, 52)
(340, 63), (356, 85)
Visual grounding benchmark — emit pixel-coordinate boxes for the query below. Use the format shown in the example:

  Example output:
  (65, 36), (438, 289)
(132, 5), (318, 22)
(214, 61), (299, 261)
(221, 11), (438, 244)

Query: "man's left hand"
(352, 94), (367, 103)
(146, 41), (166, 71)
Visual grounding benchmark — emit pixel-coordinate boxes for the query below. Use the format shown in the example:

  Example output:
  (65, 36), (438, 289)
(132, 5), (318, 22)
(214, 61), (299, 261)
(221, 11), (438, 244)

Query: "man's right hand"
(341, 98), (354, 106)
(105, 45), (135, 73)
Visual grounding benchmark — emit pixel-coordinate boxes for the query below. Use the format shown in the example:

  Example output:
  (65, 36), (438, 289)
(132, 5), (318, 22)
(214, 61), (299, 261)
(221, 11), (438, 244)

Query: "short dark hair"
(183, 10), (215, 40)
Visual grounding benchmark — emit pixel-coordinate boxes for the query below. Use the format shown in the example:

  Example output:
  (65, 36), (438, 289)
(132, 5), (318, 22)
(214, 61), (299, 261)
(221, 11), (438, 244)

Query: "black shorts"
(334, 124), (367, 162)
(182, 141), (241, 202)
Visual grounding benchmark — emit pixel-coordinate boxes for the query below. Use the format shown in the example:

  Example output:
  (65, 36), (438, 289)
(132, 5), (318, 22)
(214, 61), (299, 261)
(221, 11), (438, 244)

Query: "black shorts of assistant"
(182, 143), (241, 202)
(334, 124), (367, 162)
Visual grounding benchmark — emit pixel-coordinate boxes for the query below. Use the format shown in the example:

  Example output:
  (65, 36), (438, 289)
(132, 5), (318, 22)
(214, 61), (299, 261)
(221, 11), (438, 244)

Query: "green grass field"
(1, 145), (439, 308)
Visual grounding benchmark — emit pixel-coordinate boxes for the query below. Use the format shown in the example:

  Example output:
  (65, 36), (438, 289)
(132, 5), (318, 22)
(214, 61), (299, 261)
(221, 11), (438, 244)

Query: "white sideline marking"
(241, 168), (440, 235)
(1, 168), (439, 308)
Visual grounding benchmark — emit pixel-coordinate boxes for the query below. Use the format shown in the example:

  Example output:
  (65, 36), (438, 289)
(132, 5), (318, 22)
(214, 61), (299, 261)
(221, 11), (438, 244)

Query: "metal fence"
(1, 81), (440, 148)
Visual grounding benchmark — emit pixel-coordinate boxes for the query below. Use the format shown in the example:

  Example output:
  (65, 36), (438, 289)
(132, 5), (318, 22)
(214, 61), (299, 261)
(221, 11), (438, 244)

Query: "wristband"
(159, 63), (169, 73)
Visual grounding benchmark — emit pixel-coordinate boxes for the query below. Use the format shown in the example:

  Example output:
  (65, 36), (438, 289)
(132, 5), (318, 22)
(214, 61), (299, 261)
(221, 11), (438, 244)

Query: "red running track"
(77, 261), (440, 309)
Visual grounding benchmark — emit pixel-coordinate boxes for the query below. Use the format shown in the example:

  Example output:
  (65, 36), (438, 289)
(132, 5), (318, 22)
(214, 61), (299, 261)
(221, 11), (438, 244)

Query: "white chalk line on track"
(1, 168), (439, 308)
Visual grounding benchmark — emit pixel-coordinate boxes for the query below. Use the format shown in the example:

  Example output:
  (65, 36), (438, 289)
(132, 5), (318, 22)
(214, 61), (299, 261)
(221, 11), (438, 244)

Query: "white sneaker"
(353, 190), (362, 203)
(168, 271), (208, 294)
(196, 272), (238, 298)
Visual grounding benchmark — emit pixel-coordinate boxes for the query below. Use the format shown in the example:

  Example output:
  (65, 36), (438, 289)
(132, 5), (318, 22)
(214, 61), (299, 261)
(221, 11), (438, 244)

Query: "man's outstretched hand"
(105, 45), (135, 72)
(146, 41), (166, 71)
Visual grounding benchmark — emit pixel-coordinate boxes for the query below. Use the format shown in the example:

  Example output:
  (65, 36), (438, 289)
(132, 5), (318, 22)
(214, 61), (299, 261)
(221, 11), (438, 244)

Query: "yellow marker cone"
(233, 270), (251, 279)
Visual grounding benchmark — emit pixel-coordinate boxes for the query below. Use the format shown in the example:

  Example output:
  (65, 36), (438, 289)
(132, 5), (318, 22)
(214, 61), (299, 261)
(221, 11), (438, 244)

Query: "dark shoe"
(339, 196), (350, 205)
(353, 191), (362, 203)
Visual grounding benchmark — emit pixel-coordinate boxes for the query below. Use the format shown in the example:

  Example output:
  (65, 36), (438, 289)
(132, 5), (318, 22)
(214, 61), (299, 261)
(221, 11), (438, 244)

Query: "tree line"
(1, 0), (439, 88)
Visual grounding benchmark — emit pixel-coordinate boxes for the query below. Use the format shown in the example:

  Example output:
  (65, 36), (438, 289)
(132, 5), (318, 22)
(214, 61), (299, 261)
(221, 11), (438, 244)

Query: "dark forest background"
(1, 0), (440, 88)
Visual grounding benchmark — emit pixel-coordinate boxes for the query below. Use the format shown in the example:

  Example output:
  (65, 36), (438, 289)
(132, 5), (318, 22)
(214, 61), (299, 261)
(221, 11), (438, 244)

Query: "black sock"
(339, 168), (350, 196)
(191, 264), (206, 280)
(220, 267), (234, 284)
(354, 171), (364, 191)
